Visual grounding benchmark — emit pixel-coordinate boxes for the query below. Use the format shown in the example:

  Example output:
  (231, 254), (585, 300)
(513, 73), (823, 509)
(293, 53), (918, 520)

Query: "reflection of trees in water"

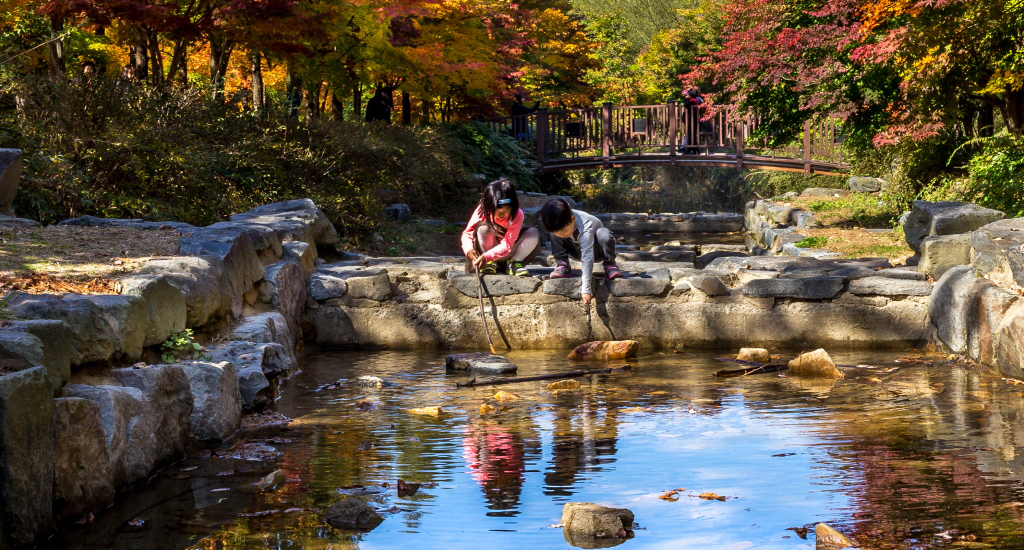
(462, 419), (541, 515)
(544, 390), (620, 497)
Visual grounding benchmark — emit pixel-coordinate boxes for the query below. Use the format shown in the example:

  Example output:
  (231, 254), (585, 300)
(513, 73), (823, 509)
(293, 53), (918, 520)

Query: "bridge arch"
(484, 102), (847, 175)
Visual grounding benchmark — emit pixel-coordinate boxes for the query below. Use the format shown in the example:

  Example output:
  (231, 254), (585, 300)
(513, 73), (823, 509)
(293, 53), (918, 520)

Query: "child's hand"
(467, 250), (480, 261)
(582, 293), (592, 305)
(473, 255), (487, 269)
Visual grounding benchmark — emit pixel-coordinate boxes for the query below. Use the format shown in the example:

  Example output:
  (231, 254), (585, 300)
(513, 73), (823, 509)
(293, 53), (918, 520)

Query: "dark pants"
(550, 227), (617, 265)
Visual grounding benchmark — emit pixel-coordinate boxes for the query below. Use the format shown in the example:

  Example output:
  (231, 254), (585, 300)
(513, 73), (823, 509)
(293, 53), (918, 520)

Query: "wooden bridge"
(484, 102), (847, 175)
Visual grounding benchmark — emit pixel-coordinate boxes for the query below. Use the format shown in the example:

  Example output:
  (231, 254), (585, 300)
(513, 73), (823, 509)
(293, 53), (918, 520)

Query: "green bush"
(960, 134), (1024, 217)
(0, 76), (534, 235)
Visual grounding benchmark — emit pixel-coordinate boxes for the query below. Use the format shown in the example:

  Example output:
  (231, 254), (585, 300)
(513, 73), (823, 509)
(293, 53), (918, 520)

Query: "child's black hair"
(539, 198), (574, 232)
(480, 179), (520, 225)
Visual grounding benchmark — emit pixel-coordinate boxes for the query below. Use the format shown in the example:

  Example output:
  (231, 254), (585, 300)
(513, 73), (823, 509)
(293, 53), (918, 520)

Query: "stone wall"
(0, 199), (337, 548)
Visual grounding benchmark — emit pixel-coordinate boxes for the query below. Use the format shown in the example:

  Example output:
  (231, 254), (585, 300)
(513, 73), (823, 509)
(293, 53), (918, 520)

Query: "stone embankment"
(0, 199), (338, 548)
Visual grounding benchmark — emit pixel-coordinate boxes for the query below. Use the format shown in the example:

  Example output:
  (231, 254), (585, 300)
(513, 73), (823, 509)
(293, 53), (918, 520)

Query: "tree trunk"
(146, 27), (164, 87)
(352, 85), (363, 121)
(995, 89), (1024, 137)
(166, 38), (189, 86)
(305, 80), (322, 122)
(401, 91), (411, 125)
(421, 99), (431, 125)
(331, 92), (344, 121)
(47, 15), (65, 80)
(132, 30), (148, 82)
(286, 70), (302, 119)
(979, 102), (994, 137)
(209, 36), (234, 102)
(251, 52), (264, 115)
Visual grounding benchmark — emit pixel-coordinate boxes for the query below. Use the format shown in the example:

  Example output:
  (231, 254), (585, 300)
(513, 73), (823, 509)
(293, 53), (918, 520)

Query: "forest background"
(1, 0), (1022, 240)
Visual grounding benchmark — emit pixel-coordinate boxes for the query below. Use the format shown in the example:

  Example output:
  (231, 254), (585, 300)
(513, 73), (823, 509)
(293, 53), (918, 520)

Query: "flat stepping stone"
(848, 276), (933, 296)
(742, 276), (845, 299)
(445, 353), (518, 374)
(448, 273), (541, 297)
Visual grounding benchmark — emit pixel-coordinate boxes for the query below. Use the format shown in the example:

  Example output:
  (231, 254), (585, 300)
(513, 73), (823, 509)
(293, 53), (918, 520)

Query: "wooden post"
(803, 119), (812, 174)
(602, 102), (613, 165)
(735, 118), (744, 170)
(668, 101), (678, 160)
(537, 109), (549, 165)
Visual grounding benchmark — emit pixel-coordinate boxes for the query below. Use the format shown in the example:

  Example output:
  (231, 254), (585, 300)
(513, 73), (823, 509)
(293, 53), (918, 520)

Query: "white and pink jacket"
(460, 205), (525, 262)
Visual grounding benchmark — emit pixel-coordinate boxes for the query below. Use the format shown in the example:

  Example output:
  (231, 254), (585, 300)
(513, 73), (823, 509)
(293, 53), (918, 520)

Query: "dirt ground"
(0, 225), (183, 294)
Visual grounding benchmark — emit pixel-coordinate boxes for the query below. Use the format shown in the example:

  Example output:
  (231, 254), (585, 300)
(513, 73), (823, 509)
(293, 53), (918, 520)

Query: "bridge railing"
(483, 101), (846, 173)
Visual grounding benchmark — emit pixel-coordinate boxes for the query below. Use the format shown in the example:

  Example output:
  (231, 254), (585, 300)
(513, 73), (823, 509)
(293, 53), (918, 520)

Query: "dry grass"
(0, 226), (183, 294)
(796, 228), (914, 263)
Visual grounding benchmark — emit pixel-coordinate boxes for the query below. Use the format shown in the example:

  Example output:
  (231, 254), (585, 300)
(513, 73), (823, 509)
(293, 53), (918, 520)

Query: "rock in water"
(737, 348), (770, 363)
(815, 523), (855, 549)
(325, 498), (384, 530)
(562, 502), (635, 548)
(445, 353), (518, 374)
(568, 341), (639, 360)
(788, 349), (845, 379)
(256, 469), (286, 491)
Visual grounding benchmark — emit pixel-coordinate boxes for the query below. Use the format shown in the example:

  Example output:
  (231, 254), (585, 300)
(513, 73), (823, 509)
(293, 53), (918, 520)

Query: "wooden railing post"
(803, 119), (812, 174)
(537, 109), (549, 165)
(602, 102), (613, 165)
(668, 101), (678, 159)
(735, 117), (744, 170)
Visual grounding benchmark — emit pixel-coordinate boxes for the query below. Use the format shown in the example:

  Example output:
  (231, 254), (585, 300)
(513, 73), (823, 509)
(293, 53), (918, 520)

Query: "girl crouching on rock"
(461, 179), (540, 276)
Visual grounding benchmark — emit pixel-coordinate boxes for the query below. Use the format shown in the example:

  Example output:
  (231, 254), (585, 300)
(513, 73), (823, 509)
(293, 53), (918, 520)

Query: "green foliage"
(161, 329), (203, 364)
(0, 76), (531, 235)
(794, 236), (827, 248)
(806, 193), (901, 228)
(959, 133), (1024, 217)
(744, 170), (846, 198)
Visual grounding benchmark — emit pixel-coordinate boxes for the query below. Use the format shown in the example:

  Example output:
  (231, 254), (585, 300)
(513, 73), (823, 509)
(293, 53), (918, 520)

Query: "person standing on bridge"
(462, 179), (541, 276)
(511, 94), (540, 139)
(540, 198), (624, 305)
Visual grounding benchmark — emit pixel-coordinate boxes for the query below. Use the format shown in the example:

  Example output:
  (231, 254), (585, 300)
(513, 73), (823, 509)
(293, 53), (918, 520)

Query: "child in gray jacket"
(538, 198), (624, 304)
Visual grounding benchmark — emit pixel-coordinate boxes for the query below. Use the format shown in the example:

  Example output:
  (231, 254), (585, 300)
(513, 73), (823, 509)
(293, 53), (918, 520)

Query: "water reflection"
(40, 349), (1024, 549)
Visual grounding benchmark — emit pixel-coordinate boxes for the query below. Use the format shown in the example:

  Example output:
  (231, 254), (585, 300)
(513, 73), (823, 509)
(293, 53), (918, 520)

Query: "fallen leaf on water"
(409, 406), (441, 417)
(659, 488), (685, 501)
(493, 390), (520, 401)
(648, 391), (669, 395)
(786, 527), (809, 539)
(480, 404), (496, 415)
(869, 377), (882, 383)
(546, 380), (581, 390)
(397, 479), (421, 497)
(354, 400), (376, 411)
(698, 492), (726, 501)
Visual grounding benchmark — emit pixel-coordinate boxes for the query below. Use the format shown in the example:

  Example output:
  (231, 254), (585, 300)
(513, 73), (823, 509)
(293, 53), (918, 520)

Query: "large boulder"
(117, 274), (187, 347)
(848, 277), (932, 297)
(61, 384), (160, 486)
(997, 304), (1024, 378)
(0, 148), (22, 217)
(180, 229), (265, 318)
(971, 217), (1024, 287)
(929, 265), (987, 354)
(177, 361), (241, 443)
(347, 273), (393, 301)
(788, 349), (844, 379)
(848, 175), (885, 193)
(110, 365), (193, 465)
(230, 199), (340, 249)
(568, 341), (639, 360)
(282, 241), (316, 278)
(182, 221), (281, 260)
(449, 273), (540, 298)
(5, 293), (120, 366)
(230, 312), (296, 365)
(4, 320), (72, 390)
(968, 285), (1019, 366)
(71, 294), (150, 360)
(308, 272), (349, 301)
(0, 367), (53, 548)
(902, 200), (1005, 253)
(0, 331), (43, 373)
(208, 341), (292, 411)
(138, 256), (231, 328)
(919, 234), (972, 280)
(261, 262), (307, 338)
(561, 502), (634, 548)
(325, 497), (384, 530)
(52, 397), (115, 522)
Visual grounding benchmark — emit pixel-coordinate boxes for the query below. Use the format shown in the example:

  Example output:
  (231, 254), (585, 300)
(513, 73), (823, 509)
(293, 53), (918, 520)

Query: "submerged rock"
(737, 348), (770, 363)
(256, 469), (286, 491)
(445, 353), (517, 374)
(788, 349), (845, 379)
(568, 341), (639, 361)
(815, 522), (855, 549)
(562, 502), (635, 549)
(325, 497), (384, 530)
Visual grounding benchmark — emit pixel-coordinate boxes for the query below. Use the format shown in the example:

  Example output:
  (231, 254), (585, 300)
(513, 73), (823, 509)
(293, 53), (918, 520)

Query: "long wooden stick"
(712, 357), (788, 377)
(476, 270), (497, 354)
(585, 300), (593, 342)
(456, 365), (632, 388)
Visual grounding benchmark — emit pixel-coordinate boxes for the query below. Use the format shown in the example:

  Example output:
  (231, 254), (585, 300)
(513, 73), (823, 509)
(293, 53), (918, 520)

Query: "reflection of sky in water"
(44, 349), (1024, 550)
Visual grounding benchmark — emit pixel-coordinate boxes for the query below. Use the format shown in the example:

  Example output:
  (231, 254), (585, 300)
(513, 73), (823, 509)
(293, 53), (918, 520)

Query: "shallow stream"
(45, 349), (1024, 549)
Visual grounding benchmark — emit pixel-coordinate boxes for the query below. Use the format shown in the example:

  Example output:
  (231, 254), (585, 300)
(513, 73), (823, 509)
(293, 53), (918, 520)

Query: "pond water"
(46, 349), (1024, 550)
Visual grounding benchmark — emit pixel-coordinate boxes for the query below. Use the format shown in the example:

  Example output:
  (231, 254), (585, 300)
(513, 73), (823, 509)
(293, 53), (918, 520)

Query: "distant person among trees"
(682, 87), (708, 154)
(511, 93), (540, 139)
(365, 88), (394, 123)
(539, 197), (624, 306)
(461, 179), (540, 277)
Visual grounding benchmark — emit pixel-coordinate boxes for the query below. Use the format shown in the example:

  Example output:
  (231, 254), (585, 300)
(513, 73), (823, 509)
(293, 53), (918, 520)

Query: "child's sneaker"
(479, 261), (497, 275)
(604, 264), (625, 280)
(508, 260), (529, 277)
(549, 262), (573, 279)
